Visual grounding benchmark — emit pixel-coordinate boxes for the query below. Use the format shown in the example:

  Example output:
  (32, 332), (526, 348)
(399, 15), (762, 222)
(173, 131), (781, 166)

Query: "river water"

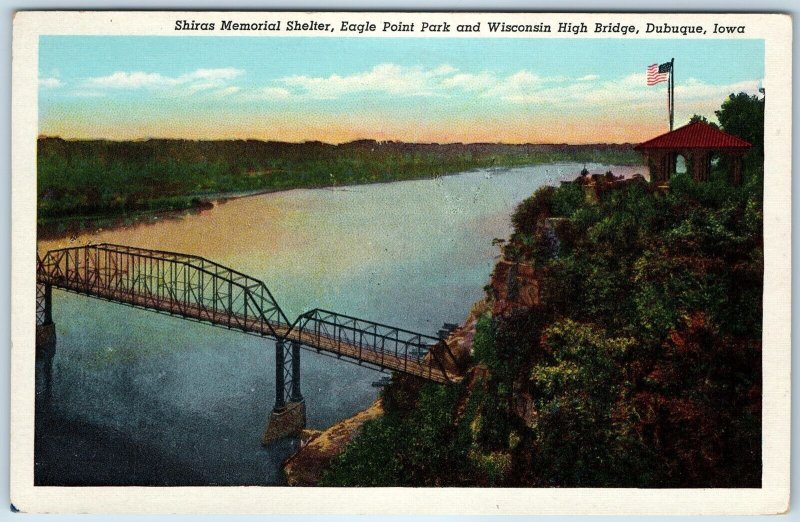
(35, 163), (644, 486)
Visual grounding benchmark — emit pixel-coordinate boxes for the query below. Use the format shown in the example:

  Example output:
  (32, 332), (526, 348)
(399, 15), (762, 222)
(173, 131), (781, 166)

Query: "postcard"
(10, 10), (792, 515)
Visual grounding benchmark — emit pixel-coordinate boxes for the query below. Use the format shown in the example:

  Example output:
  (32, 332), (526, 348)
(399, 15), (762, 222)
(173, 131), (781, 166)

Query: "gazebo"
(635, 121), (751, 186)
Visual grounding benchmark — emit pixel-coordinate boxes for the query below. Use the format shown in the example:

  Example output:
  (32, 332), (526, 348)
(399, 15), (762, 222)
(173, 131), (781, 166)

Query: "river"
(34, 163), (645, 486)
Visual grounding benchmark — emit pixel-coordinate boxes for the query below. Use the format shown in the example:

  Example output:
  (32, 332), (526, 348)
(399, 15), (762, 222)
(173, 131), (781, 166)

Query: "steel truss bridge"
(36, 244), (462, 420)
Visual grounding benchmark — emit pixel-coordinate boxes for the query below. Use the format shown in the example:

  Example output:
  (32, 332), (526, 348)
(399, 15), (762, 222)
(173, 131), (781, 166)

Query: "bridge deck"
(43, 273), (459, 384)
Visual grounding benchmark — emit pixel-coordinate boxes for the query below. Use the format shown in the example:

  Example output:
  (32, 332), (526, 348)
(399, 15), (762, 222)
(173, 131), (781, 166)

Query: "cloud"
(238, 86), (293, 101)
(85, 71), (170, 89)
(39, 77), (62, 88)
(260, 64), (568, 102)
(674, 77), (761, 101)
(276, 63), (459, 99)
(484, 70), (550, 99)
(82, 68), (244, 95)
(439, 71), (496, 91)
(188, 68), (242, 81)
(72, 91), (106, 98)
(73, 63), (761, 120)
(496, 72), (761, 112)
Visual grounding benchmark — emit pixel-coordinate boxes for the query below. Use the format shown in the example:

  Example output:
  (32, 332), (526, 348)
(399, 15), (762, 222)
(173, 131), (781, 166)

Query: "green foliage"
(37, 138), (640, 225)
(471, 313), (497, 368)
(688, 114), (719, 128)
(321, 383), (476, 487)
(526, 320), (648, 486)
(468, 450), (512, 486)
(509, 170), (762, 486)
(550, 182), (585, 217)
(524, 172), (763, 341)
(492, 310), (546, 384)
(715, 91), (765, 167)
(317, 414), (406, 486)
(510, 186), (554, 234)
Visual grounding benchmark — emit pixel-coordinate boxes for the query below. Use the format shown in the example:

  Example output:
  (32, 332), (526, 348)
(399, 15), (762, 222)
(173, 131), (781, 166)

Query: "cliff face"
(488, 259), (540, 317)
(487, 259), (545, 430)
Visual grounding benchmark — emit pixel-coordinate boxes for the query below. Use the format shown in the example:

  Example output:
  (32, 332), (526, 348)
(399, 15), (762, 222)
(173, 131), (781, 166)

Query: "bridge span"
(36, 243), (463, 442)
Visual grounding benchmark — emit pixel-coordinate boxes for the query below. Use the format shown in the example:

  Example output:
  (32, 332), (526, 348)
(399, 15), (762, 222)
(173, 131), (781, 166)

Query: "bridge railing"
(36, 243), (460, 383)
(37, 243), (291, 338)
(36, 257), (47, 326)
(289, 308), (455, 381)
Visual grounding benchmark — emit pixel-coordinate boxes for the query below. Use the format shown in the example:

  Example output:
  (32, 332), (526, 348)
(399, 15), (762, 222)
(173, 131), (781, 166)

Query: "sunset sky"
(38, 36), (764, 144)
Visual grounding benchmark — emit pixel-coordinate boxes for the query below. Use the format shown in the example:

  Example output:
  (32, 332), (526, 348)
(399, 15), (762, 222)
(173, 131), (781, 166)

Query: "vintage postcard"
(10, 10), (792, 515)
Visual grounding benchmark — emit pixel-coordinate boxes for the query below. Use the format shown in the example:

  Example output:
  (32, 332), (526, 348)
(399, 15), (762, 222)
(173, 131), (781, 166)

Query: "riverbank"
(283, 400), (384, 486)
(37, 136), (640, 239)
(37, 187), (272, 240)
(38, 162), (646, 241)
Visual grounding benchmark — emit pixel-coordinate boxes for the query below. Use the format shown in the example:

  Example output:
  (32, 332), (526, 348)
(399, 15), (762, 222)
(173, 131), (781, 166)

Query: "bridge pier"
(262, 339), (305, 445)
(35, 283), (56, 410)
(273, 340), (287, 412)
(290, 340), (303, 403)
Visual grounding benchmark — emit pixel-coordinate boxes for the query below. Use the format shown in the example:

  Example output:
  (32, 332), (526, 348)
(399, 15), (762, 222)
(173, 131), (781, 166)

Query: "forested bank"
(37, 137), (638, 225)
(320, 165), (763, 488)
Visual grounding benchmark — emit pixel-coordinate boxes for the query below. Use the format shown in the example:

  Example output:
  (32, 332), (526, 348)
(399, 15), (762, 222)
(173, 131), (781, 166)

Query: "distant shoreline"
(36, 140), (643, 240)
(37, 162), (646, 241)
(37, 165), (515, 240)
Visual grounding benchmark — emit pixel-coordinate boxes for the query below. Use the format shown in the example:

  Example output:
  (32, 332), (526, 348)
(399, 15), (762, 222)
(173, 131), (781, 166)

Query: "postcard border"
(10, 10), (793, 515)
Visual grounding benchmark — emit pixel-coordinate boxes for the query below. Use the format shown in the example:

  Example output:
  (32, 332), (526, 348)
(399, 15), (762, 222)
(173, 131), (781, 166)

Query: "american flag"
(647, 62), (671, 86)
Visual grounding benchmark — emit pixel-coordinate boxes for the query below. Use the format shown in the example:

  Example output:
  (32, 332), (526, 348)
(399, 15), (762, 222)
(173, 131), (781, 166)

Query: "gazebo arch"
(635, 121), (751, 186)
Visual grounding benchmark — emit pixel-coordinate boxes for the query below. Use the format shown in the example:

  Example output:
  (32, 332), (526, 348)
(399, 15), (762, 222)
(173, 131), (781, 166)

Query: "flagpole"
(666, 69), (671, 131)
(669, 57), (675, 131)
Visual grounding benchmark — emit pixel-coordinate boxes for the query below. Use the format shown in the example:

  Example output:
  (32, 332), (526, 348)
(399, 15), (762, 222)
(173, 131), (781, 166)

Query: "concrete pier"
(262, 338), (306, 445)
(262, 400), (306, 445)
(35, 322), (56, 409)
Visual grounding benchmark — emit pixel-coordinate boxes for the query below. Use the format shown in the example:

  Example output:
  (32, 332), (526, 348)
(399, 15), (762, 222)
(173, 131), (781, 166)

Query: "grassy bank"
(37, 137), (640, 227)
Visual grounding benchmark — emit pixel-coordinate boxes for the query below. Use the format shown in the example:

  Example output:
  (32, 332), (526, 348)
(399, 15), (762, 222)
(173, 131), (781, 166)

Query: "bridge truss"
(36, 243), (461, 414)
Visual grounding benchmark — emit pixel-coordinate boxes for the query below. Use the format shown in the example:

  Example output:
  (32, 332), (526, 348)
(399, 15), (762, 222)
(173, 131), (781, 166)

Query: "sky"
(38, 36), (764, 144)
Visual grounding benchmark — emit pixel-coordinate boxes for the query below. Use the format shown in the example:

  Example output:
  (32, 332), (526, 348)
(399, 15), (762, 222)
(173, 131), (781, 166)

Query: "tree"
(715, 92), (765, 164)
(688, 114), (719, 128)
(526, 320), (646, 486)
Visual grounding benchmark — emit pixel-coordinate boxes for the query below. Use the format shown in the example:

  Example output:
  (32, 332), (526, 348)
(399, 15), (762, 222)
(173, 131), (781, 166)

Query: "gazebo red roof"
(635, 121), (751, 150)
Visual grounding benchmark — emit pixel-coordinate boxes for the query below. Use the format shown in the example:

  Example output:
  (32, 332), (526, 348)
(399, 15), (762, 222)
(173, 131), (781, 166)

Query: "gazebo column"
(689, 150), (710, 182)
(648, 151), (669, 184)
(688, 150), (698, 180)
(665, 151), (676, 181)
(728, 151), (745, 186)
